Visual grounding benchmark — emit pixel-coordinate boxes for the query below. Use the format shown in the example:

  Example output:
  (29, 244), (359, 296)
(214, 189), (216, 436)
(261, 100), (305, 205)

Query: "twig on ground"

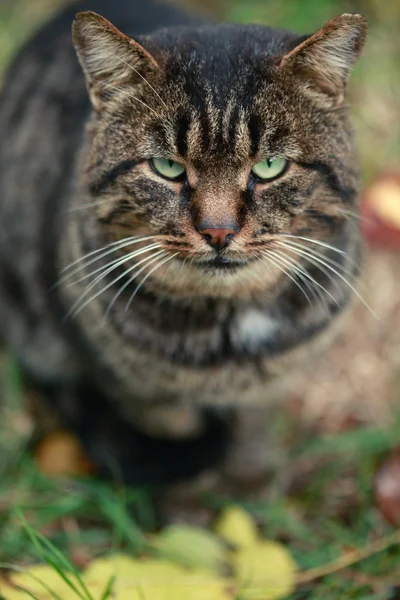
(296, 528), (400, 584)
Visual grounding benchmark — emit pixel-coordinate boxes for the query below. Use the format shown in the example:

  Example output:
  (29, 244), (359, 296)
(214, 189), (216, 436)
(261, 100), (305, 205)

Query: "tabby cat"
(0, 0), (367, 496)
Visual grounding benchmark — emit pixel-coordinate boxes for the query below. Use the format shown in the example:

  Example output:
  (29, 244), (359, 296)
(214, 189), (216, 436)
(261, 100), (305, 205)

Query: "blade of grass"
(10, 587), (43, 600)
(0, 563), (62, 600)
(100, 575), (116, 600)
(17, 511), (92, 600)
(36, 536), (94, 599)
(96, 488), (146, 553)
(299, 424), (400, 460)
(136, 585), (146, 600)
(36, 554), (90, 600)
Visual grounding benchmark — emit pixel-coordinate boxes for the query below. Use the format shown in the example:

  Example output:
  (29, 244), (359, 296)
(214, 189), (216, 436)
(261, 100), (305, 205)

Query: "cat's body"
(0, 0), (366, 491)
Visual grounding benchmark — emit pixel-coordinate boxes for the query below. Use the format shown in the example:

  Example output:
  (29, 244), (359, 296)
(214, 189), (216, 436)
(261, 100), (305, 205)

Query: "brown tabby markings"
(0, 3), (367, 488)
(57, 9), (367, 413)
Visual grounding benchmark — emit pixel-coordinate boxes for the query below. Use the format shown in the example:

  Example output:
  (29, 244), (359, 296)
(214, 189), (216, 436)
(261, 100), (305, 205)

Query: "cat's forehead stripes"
(172, 96), (254, 163)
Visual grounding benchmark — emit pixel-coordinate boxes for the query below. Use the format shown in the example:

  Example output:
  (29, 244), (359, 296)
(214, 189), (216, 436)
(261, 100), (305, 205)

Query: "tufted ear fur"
(280, 14), (367, 106)
(72, 11), (159, 110)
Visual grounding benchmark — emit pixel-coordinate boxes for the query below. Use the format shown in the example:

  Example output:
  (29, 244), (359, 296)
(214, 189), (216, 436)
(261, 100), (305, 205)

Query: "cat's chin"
(144, 255), (280, 300)
(192, 256), (250, 275)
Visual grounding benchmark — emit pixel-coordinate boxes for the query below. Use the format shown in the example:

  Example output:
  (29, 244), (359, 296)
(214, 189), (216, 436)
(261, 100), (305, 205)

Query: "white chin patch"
(232, 308), (278, 351)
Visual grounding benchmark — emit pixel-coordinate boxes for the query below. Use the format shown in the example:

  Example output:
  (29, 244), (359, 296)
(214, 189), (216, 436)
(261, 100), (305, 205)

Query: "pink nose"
(199, 226), (239, 250)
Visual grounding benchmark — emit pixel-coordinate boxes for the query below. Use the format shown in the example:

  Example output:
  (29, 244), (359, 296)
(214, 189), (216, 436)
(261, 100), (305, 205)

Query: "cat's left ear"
(72, 11), (160, 110)
(280, 14), (367, 106)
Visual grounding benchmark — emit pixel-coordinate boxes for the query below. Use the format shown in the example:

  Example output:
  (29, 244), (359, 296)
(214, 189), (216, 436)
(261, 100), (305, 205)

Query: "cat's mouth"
(193, 256), (250, 274)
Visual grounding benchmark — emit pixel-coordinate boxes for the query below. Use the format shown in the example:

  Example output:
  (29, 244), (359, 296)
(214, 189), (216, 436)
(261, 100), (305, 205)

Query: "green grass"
(2, 356), (400, 597)
(1, 0), (400, 598)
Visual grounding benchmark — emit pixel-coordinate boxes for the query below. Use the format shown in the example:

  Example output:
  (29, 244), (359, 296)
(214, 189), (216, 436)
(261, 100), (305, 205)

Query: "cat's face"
(72, 12), (367, 299)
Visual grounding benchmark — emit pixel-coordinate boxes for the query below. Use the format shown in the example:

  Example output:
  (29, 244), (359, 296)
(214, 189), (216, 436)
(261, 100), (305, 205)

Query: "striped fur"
(0, 0), (367, 488)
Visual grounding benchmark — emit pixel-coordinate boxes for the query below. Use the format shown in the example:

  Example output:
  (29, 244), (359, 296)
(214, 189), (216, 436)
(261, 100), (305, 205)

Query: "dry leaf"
(367, 179), (400, 229)
(374, 450), (400, 526)
(34, 431), (94, 477)
(362, 173), (400, 248)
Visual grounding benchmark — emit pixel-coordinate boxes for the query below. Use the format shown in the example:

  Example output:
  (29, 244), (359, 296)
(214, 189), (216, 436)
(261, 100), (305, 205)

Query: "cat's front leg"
(159, 404), (282, 524)
(219, 405), (282, 498)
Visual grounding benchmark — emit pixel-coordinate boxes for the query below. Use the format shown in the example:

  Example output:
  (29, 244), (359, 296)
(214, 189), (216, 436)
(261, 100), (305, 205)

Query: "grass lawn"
(1, 0), (400, 598)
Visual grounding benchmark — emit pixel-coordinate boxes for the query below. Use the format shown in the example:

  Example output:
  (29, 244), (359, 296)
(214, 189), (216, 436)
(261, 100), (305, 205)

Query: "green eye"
(151, 158), (186, 180)
(251, 157), (288, 181)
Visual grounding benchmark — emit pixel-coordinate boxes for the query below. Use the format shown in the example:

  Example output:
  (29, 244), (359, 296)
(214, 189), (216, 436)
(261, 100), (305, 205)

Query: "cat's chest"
(94, 302), (308, 407)
(71, 287), (333, 406)
(230, 308), (279, 352)
(114, 296), (285, 367)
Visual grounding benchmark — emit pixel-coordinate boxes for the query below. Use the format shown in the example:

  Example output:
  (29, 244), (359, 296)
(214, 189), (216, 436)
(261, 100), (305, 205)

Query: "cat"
(0, 0), (367, 501)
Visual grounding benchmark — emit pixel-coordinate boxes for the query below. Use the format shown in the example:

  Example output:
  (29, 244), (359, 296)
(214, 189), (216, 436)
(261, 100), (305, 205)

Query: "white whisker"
(59, 235), (158, 280)
(338, 207), (372, 225)
(125, 253), (179, 312)
(275, 241), (377, 317)
(275, 238), (356, 276)
(278, 234), (347, 256)
(275, 243), (343, 297)
(99, 81), (162, 119)
(65, 249), (165, 320)
(115, 56), (168, 109)
(61, 235), (152, 272)
(66, 199), (108, 213)
(261, 250), (314, 309)
(180, 256), (188, 276)
(265, 249), (335, 313)
(67, 243), (162, 286)
(267, 249), (327, 311)
(104, 251), (170, 319)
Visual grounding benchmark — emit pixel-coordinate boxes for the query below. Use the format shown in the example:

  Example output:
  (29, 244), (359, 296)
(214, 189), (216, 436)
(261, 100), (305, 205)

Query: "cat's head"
(71, 11), (367, 301)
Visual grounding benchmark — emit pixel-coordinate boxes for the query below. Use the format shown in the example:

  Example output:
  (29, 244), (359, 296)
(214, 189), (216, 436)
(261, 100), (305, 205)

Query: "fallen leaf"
(367, 179), (400, 229)
(150, 525), (229, 574)
(374, 450), (400, 526)
(34, 431), (94, 477)
(84, 554), (185, 582)
(85, 555), (233, 600)
(361, 173), (400, 249)
(0, 564), (79, 599)
(215, 506), (258, 549)
(2, 507), (298, 600)
(113, 578), (232, 600)
(233, 541), (297, 599)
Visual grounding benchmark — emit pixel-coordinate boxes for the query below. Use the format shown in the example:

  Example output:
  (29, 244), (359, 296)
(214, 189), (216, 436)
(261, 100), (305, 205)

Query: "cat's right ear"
(72, 11), (159, 111)
(279, 13), (367, 107)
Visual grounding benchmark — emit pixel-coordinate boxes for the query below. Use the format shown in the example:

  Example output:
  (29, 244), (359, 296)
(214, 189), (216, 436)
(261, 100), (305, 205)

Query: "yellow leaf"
(84, 553), (146, 581)
(1, 564), (80, 599)
(84, 554), (234, 600)
(113, 574), (233, 600)
(150, 525), (229, 574)
(233, 541), (297, 600)
(215, 506), (258, 549)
